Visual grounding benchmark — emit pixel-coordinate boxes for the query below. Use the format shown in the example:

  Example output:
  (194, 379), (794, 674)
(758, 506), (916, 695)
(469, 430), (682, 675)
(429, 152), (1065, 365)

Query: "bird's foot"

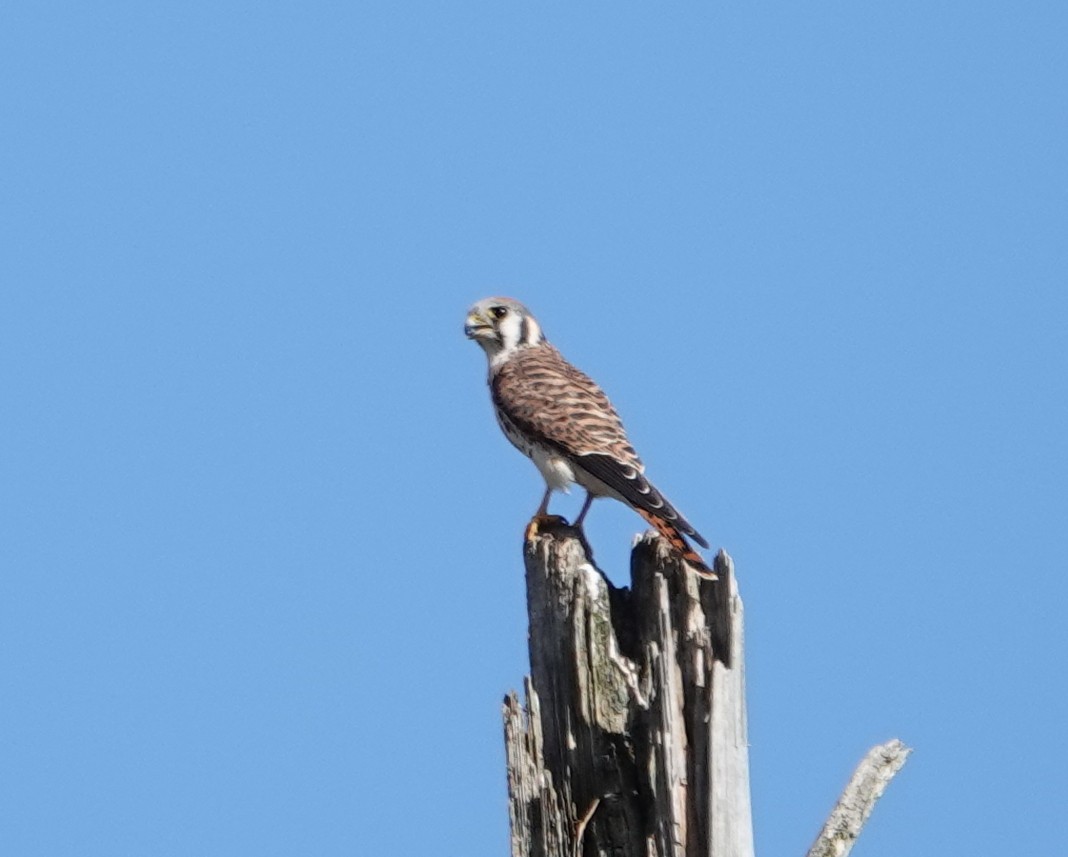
(524, 514), (570, 541)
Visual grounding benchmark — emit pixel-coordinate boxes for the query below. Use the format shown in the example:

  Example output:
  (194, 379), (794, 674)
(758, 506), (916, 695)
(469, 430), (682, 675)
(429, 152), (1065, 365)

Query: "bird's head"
(464, 297), (545, 366)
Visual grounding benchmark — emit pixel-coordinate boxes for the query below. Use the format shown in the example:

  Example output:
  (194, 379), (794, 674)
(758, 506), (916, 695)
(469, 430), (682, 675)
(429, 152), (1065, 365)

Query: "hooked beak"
(464, 311), (493, 339)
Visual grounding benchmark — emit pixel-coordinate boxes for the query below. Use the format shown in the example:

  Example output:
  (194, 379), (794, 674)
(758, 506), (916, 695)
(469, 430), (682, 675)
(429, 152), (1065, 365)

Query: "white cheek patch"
(488, 313), (530, 371)
(498, 314), (524, 350)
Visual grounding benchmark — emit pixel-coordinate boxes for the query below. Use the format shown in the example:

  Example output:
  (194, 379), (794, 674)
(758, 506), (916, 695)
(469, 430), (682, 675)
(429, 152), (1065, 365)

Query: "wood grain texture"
(503, 521), (752, 857)
(805, 739), (912, 857)
(502, 521), (909, 856)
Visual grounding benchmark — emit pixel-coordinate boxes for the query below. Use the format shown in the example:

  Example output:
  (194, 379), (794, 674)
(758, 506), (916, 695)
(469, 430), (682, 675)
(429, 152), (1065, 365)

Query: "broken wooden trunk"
(502, 521), (753, 857)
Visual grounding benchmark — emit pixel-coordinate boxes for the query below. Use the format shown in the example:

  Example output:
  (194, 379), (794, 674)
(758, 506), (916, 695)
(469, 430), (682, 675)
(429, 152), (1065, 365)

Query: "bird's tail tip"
(690, 530), (710, 550)
(636, 509), (717, 580)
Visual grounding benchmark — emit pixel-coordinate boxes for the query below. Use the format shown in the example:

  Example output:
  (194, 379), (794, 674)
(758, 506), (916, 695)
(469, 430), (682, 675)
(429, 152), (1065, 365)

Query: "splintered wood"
(503, 523), (753, 857)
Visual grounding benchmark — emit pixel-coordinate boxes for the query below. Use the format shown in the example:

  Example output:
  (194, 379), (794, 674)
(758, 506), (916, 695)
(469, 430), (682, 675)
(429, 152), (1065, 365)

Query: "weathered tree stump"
(503, 521), (752, 857)
(502, 520), (909, 857)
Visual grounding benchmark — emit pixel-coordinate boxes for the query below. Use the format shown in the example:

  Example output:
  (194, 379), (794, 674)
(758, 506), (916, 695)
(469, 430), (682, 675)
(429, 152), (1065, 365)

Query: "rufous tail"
(636, 508), (717, 580)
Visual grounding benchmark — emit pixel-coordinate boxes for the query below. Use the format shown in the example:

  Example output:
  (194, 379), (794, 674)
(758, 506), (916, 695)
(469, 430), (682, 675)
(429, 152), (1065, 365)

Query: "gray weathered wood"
(502, 520), (908, 857)
(805, 739), (912, 857)
(503, 520), (753, 857)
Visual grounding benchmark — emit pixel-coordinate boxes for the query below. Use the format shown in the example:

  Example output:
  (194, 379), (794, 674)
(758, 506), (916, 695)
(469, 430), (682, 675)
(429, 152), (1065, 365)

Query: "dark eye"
(491, 306), (508, 319)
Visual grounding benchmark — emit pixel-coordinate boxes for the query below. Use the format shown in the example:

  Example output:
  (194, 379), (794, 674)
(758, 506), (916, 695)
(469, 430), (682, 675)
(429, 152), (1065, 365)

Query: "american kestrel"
(464, 297), (712, 577)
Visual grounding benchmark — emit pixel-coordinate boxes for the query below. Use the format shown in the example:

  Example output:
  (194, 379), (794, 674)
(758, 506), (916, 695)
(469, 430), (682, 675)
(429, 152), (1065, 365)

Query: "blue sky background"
(2, 2), (1066, 855)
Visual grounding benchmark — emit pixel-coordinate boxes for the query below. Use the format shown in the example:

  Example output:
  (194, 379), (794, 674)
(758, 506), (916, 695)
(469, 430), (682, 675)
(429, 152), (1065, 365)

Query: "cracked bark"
(503, 521), (752, 857)
(502, 520), (910, 857)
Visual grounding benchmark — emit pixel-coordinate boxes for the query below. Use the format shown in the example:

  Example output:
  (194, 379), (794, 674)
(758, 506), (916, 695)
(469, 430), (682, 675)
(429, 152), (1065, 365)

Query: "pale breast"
(495, 404), (575, 491)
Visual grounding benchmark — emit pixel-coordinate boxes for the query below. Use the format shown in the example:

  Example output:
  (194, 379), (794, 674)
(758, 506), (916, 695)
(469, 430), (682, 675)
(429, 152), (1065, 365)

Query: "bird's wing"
(575, 452), (709, 549)
(492, 344), (708, 549)
(491, 343), (641, 463)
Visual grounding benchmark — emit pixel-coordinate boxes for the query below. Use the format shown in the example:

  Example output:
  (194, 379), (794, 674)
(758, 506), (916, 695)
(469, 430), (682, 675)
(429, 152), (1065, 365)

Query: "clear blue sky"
(2, 3), (1065, 855)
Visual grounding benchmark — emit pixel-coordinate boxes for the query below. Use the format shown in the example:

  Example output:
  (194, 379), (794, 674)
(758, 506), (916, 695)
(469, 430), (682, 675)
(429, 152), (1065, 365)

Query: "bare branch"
(806, 739), (912, 857)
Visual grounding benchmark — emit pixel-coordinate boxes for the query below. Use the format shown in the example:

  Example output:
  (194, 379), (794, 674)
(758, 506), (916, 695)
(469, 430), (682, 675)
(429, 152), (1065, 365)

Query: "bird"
(464, 296), (713, 577)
